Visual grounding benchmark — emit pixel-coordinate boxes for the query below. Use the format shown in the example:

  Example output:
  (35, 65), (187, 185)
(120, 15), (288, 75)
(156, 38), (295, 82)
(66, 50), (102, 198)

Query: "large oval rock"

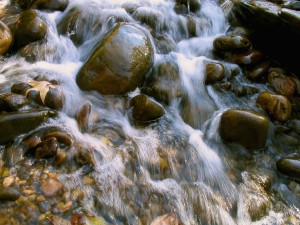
(14, 10), (47, 49)
(256, 92), (292, 122)
(277, 157), (300, 179)
(76, 22), (154, 95)
(205, 62), (225, 83)
(219, 109), (269, 150)
(0, 20), (13, 55)
(0, 109), (56, 145)
(130, 94), (164, 122)
(213, 34), (251, 52)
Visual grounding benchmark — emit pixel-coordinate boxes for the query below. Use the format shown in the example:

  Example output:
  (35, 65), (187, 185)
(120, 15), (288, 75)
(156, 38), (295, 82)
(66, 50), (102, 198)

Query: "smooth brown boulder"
(219, 109), (269, 150)
(76, 22), (154, 95)
(14, 10), (47, 49)
(213, 34), (251, 52)
(0, 20), (13, 55)
(0, 93), (29, 112)
(130, 94), (165, 122)
(205, 63), (225, 83)
(277, 157), (300, 179)
(256, 92), (292, 122)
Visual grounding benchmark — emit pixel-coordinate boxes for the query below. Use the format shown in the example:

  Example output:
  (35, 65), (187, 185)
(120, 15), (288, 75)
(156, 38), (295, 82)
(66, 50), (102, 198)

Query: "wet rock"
(42, 131), (72, 146)
(132, 7), (165, 31)
(174, 3), (188, 15)
(130, 94), (165, 123)
(122, 3), (139, 14)
(142, 60), (182, 104)
(53, 149), (67, 166)
(268, 71), (297, 97)
(0, 109), (57, 145)
(213, 34), (251, 52)
(176, 0), (201, 13)
(3, 175), (15, 188)
(154, 34), (177, 54)
(220, 109), (269, 150)
(35, 137), (59, 159)
(150, 213), (183, 225)
(245, 61), (270, 80)
(18, 40), (57, 62)
(233, 85), (259, 97)
(32, 0), (68, 11)
(256, 92), (292, 122)
(76, 22), (154, 95)
(0, 20), (13, 55)
(41, 178), (63, 197)
(282, 1), (300, 10)
(232, 50), (263, 66)
(0, 93), (29, 112)
(14, 10), (47, 49)
(205, 63), (225, 83)
(0, 188), (21, 201)
(12, 81), (64, 109)
(75, 101), (91, 133)
(277, 156), (300, 179)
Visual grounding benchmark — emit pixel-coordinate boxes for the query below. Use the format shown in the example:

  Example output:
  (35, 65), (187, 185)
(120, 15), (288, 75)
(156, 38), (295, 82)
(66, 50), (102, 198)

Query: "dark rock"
(0, 188), (21, 201)
(176, 0), (201, 13)
(0, 93), (29, 112)
(219, 109), (269, 150)
(130, 94), (164, 122)
(0, 20), (13, 55)
(245, 61), (270, 80)
(42, 131), (72, 146)
(132, 7), (165, 31)
(277, 156), (300, 179)
(174, 3), (188, 15)
(53, 149), (67, 166)
(35, 137), (59, 158)
(122, 3), (139, 14)
(11, 82), (32, 95)
(205, 63), (225, 83)
(75, 101), (91, 133)
(233, 85), (259, 97)
(14, 10), (47, 49)
(282, 1), (300, 11)
(213, 34), (251, 52)
(268, 71), (297, 97)
(232, 50), (263, 66)
(32, 0), (68, 11)
(76, 22), (154, 95)
(142, 60), (182, 104)
(0, 109), (56, 145)
(256, 92), (292, 122)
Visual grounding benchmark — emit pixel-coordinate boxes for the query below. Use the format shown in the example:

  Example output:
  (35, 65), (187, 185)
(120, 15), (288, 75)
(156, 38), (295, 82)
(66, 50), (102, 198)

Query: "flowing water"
(0, 0), (300, 224)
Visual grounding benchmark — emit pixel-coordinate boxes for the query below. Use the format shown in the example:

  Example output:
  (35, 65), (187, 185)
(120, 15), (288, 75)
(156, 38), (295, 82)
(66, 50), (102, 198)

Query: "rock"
(53, 149), (67, 166)
(35, 137), (59, 159)
(256, 92), (292, 122)
(75, 101), (91, 132)
(213, 34), (251, 52)
(18, 40), (57, 62)
(277, 156), (300, 179)
(245, 61), (270, 80)
(176, 0), (201, 13)
(0, 109), (57, 145)
(219, 109), (269, 149)
(32, 0), (68, 11)
(122, 3), (139, 14)
(41, 178), (63, 197)
(232, 50), (263, 66)
(3, 175), (15, 188)
(76, 22), (154, 95)
(268, 71), (297, 97)
(150, 213), (183, 225)
(282, 1), (300, 11)
(0, 20), (13, 55)
(0, 188), (21, 201)
(14, 10), (47, 49)
(174, 3), (188, 15)
(205, 63), (225, 83)
(76, 23), (154, 95)
(130, 94), (164, 122)
(42, 131), (72, 146)
(233, 85), (259, 97)
(132, 7), (165, 30)
(154, 34), (177, 54)
(141, 60), (182, 104)
(0, 93), (29, 112)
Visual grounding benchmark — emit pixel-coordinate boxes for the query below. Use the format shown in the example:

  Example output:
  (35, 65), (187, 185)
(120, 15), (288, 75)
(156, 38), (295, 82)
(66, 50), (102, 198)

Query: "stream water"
(0, 0), (300, 224)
